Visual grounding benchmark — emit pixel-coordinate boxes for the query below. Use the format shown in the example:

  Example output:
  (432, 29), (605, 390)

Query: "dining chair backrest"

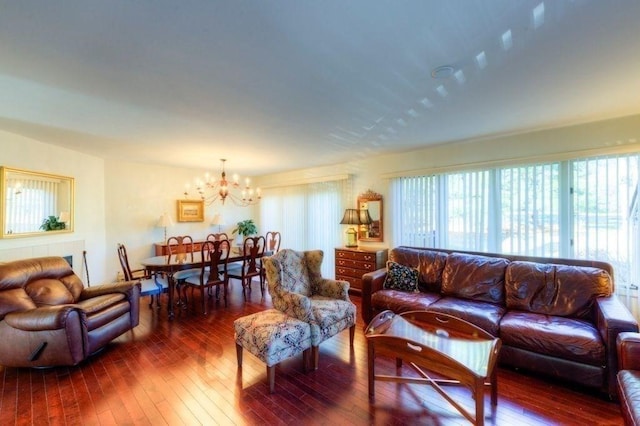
(241, 236), (266, 275)
(117, 243), (136, 281)
(206, 232), (229, 242)
(201, 239), (231, 283)
(166, 235), (195, 265)
(265, 231), (281, 254)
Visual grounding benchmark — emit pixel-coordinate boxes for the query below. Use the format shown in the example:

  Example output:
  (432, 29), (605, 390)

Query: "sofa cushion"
(0, 288), (37, 320)
(427, 296), (505, 336)
(390, 247), (448, 293)
(505, 261), (612, 320)
(500, 311), (605, 366)
(441, 253), (509, 305)
(383, 261), (419, 292)
(371, 289), (440, 315)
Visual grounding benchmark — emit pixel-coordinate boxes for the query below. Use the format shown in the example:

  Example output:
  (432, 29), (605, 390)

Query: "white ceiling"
(1, 0), (639, 176)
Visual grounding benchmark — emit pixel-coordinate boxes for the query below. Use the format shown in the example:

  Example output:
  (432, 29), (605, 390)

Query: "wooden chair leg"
(349, 325), (355, 347)
(312, 346), (319, 370)
(267, 365), (275, 393)
(236, 343), (243, 367)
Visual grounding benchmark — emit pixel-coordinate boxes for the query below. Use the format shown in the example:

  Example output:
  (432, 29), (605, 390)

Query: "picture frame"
(177, 199), (204, 222)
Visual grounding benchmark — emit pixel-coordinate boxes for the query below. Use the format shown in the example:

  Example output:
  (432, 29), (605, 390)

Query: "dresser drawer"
(336, 266), (363, 279)
(336, 249), (377, 263)
(336, 274), (363, 292)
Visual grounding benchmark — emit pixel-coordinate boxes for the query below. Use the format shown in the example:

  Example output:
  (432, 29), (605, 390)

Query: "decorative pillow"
(383, 261), (419, 292)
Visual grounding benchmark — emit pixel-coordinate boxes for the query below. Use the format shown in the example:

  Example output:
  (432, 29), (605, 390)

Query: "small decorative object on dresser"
(335, 247), (388, 295)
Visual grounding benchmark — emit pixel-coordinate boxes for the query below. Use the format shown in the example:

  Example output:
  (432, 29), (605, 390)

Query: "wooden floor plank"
(0, 278), (625, 425)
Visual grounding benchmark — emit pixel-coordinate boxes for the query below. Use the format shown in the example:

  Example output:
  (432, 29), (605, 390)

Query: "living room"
(1, 1), (640, 424)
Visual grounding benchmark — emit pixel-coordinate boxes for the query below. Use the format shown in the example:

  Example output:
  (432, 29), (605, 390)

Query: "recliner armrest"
(618, 332), (640, 371)
(4, 305), (85, 331)
(79, 280), (140, 301)
(362, 268), (388, 324)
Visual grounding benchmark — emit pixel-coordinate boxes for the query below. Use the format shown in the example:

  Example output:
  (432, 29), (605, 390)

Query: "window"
(392, 153), (640, 293)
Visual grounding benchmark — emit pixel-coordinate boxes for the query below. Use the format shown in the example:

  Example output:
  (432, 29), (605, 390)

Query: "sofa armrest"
(618, 332), (640, 371)
(315, 278), (350, 301)
(362, 267), (388, 324)
(4, 305), (85, 332)
(79, 280), (140, 301)
(595, 295), (639, 397)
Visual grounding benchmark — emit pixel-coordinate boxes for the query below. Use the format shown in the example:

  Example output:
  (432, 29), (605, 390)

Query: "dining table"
(140, 248), (248, 319)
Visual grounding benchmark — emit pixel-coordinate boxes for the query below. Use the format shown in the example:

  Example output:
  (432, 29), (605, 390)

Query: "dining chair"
(117, 243), (168, 308)
(261, 231), (282, 284)
(265, 231), (281, 255)
(206, 232), (229, 242)
(166, 235), (200, 305)
(228, 236), (266, 299)
(183, 239), (231, 315)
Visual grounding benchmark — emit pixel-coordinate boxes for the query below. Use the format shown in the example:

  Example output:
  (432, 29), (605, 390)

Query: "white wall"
(0, 130), (107, 282)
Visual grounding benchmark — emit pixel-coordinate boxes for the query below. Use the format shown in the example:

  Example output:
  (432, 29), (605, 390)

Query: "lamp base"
(345, 227), (358, 247)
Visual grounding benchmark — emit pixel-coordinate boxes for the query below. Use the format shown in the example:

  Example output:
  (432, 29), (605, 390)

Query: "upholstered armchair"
(263, 249), (356, 369)
(0, 256), (140, 368)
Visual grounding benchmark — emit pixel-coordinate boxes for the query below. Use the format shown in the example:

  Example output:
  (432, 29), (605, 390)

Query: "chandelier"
(183, 159), (261, 207)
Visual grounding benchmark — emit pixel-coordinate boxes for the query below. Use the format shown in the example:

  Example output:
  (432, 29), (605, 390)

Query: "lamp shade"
(359, 209), (372, 225)
(158, 212), (174, 227)
(340, 209), (360, 225)
(211, 213), (225, 226)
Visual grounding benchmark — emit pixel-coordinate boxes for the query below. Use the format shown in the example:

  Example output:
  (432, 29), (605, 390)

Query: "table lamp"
(211, 213), (226, 232)
(157, 212), (174, 242)
(340, 208), (360, 247)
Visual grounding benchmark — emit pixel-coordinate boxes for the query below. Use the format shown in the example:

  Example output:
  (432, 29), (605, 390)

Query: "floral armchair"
(263, 249), (356, 369)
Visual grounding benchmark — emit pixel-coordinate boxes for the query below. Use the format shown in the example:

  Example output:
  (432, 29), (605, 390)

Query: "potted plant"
(39, 215), (66, 231)
(232, 219), (258, 245)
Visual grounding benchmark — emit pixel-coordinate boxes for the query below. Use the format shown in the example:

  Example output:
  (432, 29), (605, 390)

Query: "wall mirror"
(1, 167), (74, 238)
(357, 190), (383, 242)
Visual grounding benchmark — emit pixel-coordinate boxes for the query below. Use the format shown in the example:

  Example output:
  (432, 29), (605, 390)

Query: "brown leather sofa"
(617, 332), (640, 424)
(362, 246), (638, 397)
(0, 256), (141, 367)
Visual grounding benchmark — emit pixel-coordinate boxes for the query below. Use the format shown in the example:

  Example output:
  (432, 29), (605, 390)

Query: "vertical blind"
(259, 179), (350, 277)
(5, 178), (59, 234)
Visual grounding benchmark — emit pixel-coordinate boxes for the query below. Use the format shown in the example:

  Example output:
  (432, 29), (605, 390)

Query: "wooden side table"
(335, 247), (388, 295)
(154, 240), (206, 256)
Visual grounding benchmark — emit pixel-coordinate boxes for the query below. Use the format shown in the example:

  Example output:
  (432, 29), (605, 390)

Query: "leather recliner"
(0, 256), (140, 367)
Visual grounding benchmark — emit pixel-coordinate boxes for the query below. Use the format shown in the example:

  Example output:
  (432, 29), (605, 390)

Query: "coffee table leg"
(475, 379), (485, 426)
(368, 341), (375, 399)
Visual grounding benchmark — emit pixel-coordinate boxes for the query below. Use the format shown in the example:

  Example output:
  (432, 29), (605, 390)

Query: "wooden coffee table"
(365, 310), (501, 426)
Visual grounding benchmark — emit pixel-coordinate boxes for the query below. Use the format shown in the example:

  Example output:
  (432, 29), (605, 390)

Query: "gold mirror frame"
(1, 167), (74, 238)
(357, 190), (383, 242)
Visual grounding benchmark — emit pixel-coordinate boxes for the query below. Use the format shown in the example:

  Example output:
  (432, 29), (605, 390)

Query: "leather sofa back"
(441, 252), (509, 305)
(0, 257), (84, 320)
(389, 247), (448, 293)
(505, 261), (612, 320)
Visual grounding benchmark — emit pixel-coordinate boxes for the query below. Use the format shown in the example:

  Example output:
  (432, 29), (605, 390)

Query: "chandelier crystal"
(183, 159), (261, 207)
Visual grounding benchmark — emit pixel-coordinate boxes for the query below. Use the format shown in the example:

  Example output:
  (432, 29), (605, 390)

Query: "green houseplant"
(232, 219), (258, 237)
(39, 215), (66, 231)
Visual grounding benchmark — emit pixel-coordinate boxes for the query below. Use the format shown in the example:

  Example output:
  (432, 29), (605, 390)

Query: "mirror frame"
(1, 166), (75, 238)
(357, 190), (383, 242)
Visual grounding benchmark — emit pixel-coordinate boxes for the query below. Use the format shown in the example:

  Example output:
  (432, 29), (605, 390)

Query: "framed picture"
(177, 199), (204, 222)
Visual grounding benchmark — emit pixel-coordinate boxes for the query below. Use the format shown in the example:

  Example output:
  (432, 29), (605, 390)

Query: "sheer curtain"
(259, 179), (350, 277)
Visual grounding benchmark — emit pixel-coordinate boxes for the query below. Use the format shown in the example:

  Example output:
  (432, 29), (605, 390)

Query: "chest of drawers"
(335, 247), (388, 295)
(154, 240), (205, 256)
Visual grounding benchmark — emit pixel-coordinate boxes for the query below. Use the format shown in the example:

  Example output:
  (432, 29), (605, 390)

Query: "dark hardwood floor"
(0, 278), (625, 425)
